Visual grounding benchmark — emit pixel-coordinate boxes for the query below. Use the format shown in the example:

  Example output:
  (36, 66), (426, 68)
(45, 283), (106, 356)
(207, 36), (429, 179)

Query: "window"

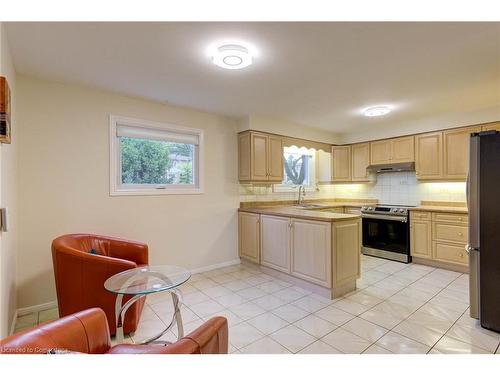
(274, 146), (316, 192)
(110, 116), (204, 195)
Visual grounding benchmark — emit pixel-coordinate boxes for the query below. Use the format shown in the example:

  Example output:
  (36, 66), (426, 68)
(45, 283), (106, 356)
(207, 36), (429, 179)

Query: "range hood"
(367, 162), (415, 173)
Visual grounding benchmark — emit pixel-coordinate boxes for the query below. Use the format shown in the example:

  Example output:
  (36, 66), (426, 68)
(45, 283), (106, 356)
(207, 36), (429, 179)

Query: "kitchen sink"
(294, 204), (326, 209)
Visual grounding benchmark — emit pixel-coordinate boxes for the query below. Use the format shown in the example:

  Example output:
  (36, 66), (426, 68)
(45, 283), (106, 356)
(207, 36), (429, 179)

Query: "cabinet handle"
(459, 253), (464, 258)
(458, 232), (463, 237)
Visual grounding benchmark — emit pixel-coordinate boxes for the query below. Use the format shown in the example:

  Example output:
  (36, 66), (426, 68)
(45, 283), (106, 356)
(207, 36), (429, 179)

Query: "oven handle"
(361, 213), (408, 223)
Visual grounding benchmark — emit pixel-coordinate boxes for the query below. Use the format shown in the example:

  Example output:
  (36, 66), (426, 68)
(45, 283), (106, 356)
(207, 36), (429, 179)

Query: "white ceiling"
(5, 22), (500, 135)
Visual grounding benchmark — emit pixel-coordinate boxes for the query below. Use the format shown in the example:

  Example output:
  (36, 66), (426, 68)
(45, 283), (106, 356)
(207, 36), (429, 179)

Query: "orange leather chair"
(0, 308), (228, 354)
(52, 234), (149, 335)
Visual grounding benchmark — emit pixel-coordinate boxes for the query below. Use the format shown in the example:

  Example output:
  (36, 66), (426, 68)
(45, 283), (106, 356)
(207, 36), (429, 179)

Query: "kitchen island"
(238, 205), (361, 299)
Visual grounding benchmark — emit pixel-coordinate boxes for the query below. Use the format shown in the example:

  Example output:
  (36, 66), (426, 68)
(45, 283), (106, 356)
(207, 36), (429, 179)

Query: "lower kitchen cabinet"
(290, 219), (332, 288)
(433, 242), (468, 265)
(332, 220), (361, 285)
(260, 214), (291, 273)
(238, 212), (260, 263)
(410, 220), (432, 259)
(410, 210), (468, 268)
(238, 210), (361, 298)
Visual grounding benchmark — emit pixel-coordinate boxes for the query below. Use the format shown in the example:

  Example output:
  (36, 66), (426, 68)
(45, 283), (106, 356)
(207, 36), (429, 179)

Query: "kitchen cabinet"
(317, 149), (332, 183)
(332, 220), (361, 284)
(260, 214), (290, 273)
(291, 219), (332, 287)
(443, 126), (481, 180)
(331, 145), (351, 182)
(410, 218), (432, 259)
(238, 209), (361, 298)
(415, 131), (443, 180)
(369, 136), (414, 165)
(351, 143), (370, 182)
(238, 212), (260, 263)
(238, 131), (283, 183)
(482, 121), (500, 132)
(410, 210), (468, 268)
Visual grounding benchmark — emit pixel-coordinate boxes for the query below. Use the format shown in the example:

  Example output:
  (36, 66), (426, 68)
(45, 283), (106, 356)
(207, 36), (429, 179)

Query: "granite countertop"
(238, 206), (361, 222)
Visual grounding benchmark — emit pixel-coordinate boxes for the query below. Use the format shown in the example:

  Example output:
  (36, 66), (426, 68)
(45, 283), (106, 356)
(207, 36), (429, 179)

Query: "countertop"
(238, 206), (361, 222)
(410, 205), (468, 214)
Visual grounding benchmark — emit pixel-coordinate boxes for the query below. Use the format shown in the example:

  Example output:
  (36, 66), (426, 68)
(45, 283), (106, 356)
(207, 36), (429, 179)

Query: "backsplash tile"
(331, 172), (466, 206)
(239, 172), (466, 206)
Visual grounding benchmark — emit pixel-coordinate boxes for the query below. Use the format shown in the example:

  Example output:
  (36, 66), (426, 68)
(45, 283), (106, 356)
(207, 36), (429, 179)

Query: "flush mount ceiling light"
(363, 105), (392, 117)
(210, 44), (253, 70)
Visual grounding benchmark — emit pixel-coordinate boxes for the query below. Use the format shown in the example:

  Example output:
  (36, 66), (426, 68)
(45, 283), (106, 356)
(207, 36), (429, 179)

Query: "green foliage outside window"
(120, 137), (194, 185)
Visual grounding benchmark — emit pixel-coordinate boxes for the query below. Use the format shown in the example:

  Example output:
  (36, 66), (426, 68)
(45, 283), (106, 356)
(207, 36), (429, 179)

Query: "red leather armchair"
(0, 308), (228, 354)
(52, 234), (149, 334)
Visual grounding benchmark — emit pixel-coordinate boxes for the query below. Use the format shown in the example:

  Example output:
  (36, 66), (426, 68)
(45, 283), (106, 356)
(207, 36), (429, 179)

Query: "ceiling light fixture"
(210, 44), (253, 70)
(363, 105), (392, 117)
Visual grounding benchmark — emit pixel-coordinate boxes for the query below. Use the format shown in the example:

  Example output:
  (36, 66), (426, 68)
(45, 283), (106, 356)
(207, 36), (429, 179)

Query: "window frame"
(274, 146), (317, 193)
(109, 115), (204, 196)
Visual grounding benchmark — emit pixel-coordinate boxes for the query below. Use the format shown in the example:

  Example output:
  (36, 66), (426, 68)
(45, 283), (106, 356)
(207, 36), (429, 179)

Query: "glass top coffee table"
(104, 265), (191, 345)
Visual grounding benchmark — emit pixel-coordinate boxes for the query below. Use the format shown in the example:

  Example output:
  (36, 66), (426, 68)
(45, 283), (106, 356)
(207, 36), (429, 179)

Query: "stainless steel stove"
(361, 204), (415, 263)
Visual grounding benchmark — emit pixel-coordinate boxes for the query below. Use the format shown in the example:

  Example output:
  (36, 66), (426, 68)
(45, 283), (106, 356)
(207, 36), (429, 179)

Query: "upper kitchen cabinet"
(238, 131), (284, 183)
(443, 126), (481, 180)
(370, 136), (414, 165)
(415, 131), (443, 180)
(351, 142), (370, 182)
(331, 145), (351, 182)
(482, 121), (500, 132)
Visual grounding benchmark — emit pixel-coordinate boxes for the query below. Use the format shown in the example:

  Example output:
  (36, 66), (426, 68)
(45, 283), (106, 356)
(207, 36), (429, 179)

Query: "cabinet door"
(332, 145), (352, 182)
(290, 219), (332, 287)
(317, 150), (332, 183)
(391, 136), (415, 163)
(261, 215), (290, 273)
(415, 132), (443, 180)
(267, 135), (284, 182)
(443, 126), (481, 180)
(370, 139), (391, 165)
(410, 220), (432, 259)
(482, 122), (500, 131)
(250, 133), (268, 181)
(238, 212), (260, 263)
(238, 133), (251, 181)
(351, 143), (370, 181)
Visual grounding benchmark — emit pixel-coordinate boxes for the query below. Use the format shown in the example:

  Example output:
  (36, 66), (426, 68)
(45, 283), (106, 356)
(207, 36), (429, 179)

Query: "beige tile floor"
(14, 255), (500, 354)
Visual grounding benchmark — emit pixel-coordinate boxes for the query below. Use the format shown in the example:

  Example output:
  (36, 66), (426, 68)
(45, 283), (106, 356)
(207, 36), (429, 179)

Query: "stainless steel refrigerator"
(468, 130), (500, 332)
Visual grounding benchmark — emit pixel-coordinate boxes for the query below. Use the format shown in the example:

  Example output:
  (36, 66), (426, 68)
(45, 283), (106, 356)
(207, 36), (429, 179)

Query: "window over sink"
(274, 146), (317, 192)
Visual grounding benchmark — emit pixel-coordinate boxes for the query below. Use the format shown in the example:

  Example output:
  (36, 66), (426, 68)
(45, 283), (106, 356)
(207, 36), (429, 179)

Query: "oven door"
(362, 215), (410, 262)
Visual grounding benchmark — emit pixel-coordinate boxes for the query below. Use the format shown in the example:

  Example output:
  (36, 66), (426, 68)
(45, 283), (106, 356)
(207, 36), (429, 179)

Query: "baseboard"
(16, 300), (58, 317)
(190, 258), (241, 275)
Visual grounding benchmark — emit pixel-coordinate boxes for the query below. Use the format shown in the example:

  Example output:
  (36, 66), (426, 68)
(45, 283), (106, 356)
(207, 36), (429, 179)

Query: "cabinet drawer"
(432, 212), (468, 224)
(410, 211), (431, 221)
(433, 222), (468, 243)
(433, 242), (468, 265)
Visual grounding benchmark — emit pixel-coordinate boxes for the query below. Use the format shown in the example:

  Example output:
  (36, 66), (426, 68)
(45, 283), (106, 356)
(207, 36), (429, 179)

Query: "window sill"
(110, 187), (204, 196)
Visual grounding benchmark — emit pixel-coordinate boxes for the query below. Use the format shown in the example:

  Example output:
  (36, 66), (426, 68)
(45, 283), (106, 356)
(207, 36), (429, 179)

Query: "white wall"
(16, 76), (240, 308)
(239, 115), (340, 144)
(0, 23), (18, 338)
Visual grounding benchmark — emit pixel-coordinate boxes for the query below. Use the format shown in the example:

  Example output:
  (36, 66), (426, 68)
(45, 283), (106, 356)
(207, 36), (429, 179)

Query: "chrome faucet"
(297, 186), (306, 205)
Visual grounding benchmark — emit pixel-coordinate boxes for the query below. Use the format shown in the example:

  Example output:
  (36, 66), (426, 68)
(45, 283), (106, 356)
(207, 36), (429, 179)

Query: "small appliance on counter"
(468, 130), (500, 332)
(360, 204), (414, 263)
